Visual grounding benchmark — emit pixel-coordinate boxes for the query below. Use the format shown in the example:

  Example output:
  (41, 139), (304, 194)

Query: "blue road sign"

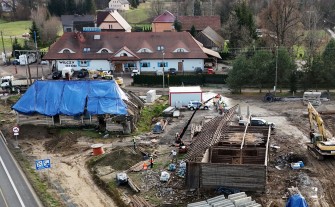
(35, 159), (51, 170)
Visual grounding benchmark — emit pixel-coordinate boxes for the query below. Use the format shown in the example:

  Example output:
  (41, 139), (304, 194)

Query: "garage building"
(169, 86), (202, 107)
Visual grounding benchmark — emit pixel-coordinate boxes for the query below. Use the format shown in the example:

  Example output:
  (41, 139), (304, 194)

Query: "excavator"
(307, 102), (335, 160)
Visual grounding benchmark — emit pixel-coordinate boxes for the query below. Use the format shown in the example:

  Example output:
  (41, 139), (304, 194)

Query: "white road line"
(0, 156), (25, 207)
(0, 186), (9, 207)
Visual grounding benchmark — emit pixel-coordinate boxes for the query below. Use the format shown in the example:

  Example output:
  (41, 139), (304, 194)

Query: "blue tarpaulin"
(12, 80), (127, 116)
(286, 194), (308, 207)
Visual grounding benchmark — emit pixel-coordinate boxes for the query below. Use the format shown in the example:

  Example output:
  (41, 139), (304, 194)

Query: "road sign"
(13, 126), (19, 133)
(14, 132), (19, 136)
(35, 159), (51, 170)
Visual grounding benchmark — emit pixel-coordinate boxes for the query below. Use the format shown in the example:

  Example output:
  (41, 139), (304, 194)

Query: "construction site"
(1, 85), (335, 207)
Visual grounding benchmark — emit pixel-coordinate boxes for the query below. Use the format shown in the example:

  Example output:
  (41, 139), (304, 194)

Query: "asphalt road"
(0, 133), (42, 207)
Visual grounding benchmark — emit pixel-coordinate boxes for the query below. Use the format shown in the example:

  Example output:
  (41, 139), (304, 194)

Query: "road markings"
(0, 186), (9, 207)
(0, 156), (25, 207)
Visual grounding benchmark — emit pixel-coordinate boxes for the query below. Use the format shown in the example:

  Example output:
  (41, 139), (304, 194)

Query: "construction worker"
(175, 132), (181, 143)
(149, 155), (154, 168)
(170, 149), (177, 163)
(133, 137), (136, 150)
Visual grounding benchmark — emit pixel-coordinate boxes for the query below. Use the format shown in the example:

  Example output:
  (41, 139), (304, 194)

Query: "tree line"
(227, 39), (335, 93)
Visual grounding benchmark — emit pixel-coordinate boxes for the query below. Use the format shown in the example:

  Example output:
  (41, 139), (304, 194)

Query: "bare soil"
(1, 94), (335, 207)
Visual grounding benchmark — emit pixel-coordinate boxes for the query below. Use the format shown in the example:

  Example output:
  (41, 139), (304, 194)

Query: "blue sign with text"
(35, 159), (51, 170)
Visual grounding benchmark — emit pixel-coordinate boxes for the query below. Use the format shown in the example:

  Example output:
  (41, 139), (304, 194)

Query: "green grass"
(0, 20), (32, 55)
(121, 2), (152, 24)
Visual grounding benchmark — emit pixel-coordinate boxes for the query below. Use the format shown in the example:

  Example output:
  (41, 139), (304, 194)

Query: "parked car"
(194, 67), (203, 74)
(187, 100), (210, 110)
(77, 69), (89, 78)
(168, 68), (177, 75)
(239, 117), (275, 130)
(12, 59), (20, 65)
(131, 69), (140, 77)
(40, 60), (49, 65)
(207, 68), (215, 74)
(156, 70), (164, 76)
(52, 71), (62, 79)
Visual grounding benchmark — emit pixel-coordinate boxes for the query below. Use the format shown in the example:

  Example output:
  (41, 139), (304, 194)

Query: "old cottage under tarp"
(12, 80), (143, 133)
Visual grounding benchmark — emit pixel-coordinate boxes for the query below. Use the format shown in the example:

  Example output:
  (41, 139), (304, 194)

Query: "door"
(114, 63), (123, 73)
(178, 62), (183, 72)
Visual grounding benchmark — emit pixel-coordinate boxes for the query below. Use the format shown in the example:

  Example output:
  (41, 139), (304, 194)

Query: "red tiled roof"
(43, 32), (208, 60)
(153, 10), (176, 23)
(96, 11), (110, 27)
(177, 16), (221, 32)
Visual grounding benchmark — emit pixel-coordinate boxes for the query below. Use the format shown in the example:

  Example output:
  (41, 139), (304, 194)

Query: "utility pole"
(1, 31), (7, 64)
(274, 46), (278, 96)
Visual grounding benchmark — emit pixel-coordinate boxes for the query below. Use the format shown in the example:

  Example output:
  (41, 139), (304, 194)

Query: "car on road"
(206, 68), (215, 74)
(239, 117), (275, 130)
(187, 100), (210, 110)
(52, 71), (62, 79)
(77, 69), (89, 78)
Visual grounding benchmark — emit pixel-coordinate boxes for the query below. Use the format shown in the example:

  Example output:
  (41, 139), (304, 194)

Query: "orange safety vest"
(143, 162), (148, 170)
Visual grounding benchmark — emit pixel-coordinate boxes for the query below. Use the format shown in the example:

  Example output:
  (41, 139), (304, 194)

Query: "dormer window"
(58, 48), (75, 53)
(121, 53), (128, 56)
(173, 48), (189, 53)
(137, 48), (153, 53)
(97, 48), (112, 53)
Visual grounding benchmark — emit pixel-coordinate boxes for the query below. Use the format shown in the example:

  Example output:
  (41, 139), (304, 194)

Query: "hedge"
(133, 74), (228, 86)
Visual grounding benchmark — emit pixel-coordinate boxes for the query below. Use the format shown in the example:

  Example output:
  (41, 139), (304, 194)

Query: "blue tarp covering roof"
(12, 80), (128, 116)
(286, 194), (308, 207)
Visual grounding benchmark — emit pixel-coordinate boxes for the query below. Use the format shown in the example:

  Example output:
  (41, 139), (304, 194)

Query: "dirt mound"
(96, 148), (143, 171)
(44, 136), (78, 154)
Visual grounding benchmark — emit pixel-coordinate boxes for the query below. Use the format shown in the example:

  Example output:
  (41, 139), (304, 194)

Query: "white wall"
(139, 59), (204, 73)
(170, 92), (202, 107)
(56, 60), (111, 71)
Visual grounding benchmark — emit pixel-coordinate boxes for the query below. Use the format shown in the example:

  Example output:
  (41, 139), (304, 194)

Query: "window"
(121, 53), (128, 57)
(158, 62), (168, 67)
(63, 49), (70, 53)
(101, 49), (109, 53)
(79, 60), (89, 67)
(157, 45), (164, 51)
(137, 48), (152, 53)
(83, 48), (90, 53)
(140, 62), (150, 67)
(173, 48), (189, 53)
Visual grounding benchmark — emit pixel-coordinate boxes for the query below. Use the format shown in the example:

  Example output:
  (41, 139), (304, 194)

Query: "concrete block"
(238, 200), (256, 207)
(228, 195), (247, 202)
(211, 200), (234, 207)
(187, 201), (208, 207)
(234, 197), (252, 206)
(207, 195), (226, 203)
(146, 90), (156, 103)
(246, 204), (261, 207)
(228, 192), (246, 199)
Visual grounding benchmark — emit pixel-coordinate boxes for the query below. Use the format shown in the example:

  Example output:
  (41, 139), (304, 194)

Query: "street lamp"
(162, 52), (165, 88)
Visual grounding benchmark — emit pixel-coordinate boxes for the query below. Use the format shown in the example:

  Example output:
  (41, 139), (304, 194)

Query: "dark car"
(77, 69), (89, 78)
(52, 71), (62, 79)
(12, 59), (20, 65)
(194, 67), (203, 74)
(168, 68), (177, 75)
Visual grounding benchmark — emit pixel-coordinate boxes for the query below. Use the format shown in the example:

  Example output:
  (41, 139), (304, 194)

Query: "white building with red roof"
(43, 31), (221, 74)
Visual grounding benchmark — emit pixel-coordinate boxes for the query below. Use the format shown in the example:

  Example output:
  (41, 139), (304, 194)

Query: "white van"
(61, 67), (75, 79)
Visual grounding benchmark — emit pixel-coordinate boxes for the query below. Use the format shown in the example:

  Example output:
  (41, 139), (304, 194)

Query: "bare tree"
(31, 7), (48, 29)
(150, 0), (165, 17)
(42, 17), (61, 45)
(259, 0), (303, 47)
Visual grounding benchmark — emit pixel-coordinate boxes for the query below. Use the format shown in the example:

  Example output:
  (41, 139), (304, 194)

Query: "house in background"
(97, 10), (132, 32)
(195, 26), (225, 52)
(177, 15), (221, 34)
(42, 31), (221, 74)
(152, 10), (176, 32)
(61, 15), (95, 32)
(108, 0), (130, 11)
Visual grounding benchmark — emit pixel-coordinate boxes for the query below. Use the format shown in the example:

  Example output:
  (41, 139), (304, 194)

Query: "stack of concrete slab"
(146, 90), (156, 103)
(228, 192), (261, 207)
(187, 192), (262, 207)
